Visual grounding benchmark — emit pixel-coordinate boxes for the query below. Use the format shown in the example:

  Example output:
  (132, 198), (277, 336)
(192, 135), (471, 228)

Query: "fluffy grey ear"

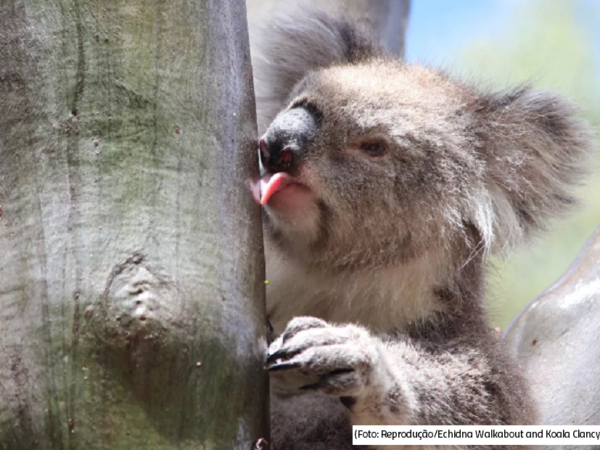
(472, 87), (595, 252)
(251, 8), (383, 132)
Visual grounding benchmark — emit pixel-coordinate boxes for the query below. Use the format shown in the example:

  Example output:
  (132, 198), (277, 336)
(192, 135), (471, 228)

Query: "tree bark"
(505, 225), (600, 440)
(0, 1), (267, 449)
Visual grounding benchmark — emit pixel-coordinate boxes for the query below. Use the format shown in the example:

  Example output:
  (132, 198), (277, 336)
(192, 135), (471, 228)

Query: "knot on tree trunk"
(95, 253), (189, 348)
(85, 252), (194, 406)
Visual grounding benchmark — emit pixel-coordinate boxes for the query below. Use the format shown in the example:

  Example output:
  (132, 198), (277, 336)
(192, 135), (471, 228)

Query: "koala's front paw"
(266, 317), (379, 397)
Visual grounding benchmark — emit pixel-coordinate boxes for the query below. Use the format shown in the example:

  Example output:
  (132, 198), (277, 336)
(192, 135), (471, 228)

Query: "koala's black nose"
(259, 139), (293, 173)
(258, 107), (318, 174)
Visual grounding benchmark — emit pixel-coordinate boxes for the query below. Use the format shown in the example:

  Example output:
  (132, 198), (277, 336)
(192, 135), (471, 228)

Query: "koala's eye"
(360, 140), (387, 157)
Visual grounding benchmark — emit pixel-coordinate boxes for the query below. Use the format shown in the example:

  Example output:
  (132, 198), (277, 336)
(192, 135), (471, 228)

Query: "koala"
(250, 9), (595, 450)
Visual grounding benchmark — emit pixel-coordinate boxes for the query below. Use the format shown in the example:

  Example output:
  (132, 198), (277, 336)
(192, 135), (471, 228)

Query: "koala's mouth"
(252, 172), (313, 210)
(260, 172), (295, 205)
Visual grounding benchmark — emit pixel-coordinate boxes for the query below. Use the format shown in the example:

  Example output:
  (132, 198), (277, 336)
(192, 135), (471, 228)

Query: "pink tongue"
(260, 172), (293, 205)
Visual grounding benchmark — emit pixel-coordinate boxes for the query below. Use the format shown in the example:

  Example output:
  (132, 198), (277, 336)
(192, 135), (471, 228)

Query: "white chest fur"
(265, 247), (449, 334)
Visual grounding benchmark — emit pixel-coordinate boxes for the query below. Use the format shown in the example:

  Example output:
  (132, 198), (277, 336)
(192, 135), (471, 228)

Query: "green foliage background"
(457, 0), (600, 329)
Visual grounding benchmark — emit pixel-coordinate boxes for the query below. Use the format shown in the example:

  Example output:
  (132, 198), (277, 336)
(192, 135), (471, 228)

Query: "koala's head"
(253, 13), (594, 272)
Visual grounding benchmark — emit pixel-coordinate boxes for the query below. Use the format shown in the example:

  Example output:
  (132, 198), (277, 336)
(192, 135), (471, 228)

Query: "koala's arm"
(268, 317), (532, 428)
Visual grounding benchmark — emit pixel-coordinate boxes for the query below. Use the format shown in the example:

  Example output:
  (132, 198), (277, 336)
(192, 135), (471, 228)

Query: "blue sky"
(406, 0), (512, 65)
(404, 0), (600, 78)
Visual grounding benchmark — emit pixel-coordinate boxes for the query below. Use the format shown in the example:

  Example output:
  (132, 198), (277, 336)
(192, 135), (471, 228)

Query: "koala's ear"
(472, 87), (595, 251)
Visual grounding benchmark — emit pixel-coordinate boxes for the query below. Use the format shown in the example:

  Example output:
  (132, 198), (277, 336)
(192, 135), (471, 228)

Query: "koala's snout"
(259, 107), (318, 174)
(259, 138), (293, 173)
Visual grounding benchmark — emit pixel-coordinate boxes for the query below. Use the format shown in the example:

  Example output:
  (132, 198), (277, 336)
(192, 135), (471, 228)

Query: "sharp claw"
(266, 361), (301, 372)
(299, 381), (323, 390)
(266, 351), (284, 364)
(266, 348), (302, 364)
(299, 368), (355, 390)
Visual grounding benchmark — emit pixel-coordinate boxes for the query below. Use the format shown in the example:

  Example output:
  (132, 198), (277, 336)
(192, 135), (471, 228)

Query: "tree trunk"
(505, 225), (600, 441)
(0, 1), (267, 449)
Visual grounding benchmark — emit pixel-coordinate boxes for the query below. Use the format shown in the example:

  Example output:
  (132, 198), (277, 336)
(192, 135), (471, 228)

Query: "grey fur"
(253, 9), (596, 450)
